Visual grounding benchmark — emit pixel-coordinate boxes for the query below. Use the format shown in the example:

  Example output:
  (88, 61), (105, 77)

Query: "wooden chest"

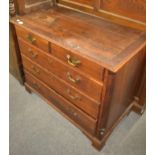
(11, 4), (145, 150)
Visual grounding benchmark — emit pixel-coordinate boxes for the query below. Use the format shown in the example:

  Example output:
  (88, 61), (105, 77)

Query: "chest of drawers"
(11, 6), (145, 150)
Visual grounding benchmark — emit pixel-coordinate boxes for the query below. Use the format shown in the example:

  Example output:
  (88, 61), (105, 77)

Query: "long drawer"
(22, 55), (100, 119)
(15, 25), (50, 53)
(19, 39), (103, 102)
(25, 72), (97, 135)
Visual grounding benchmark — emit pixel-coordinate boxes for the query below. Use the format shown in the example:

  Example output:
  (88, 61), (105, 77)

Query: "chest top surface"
(11, 6), (145, 72)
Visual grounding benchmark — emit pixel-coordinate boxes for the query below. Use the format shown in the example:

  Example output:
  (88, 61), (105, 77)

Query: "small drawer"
(51, 43), (104, 81)
(25, 72), (97, 135)
(15, 25), (49, 53)
(19, 39), (103, 102)
(22, 55), (100, 119)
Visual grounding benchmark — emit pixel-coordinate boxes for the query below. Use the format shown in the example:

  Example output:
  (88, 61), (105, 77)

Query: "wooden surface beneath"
(11, 6), (145, 72)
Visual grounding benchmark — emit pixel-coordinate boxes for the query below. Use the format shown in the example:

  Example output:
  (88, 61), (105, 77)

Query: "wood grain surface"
(11, 7), (145, 72)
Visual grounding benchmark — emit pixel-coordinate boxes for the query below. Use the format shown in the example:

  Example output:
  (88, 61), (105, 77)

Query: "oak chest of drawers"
(11, 5), (145, 150)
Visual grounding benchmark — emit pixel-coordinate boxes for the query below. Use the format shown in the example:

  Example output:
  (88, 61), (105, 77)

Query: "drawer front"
(51, 43), (103, 81)
(22, 55), (100, 119)
(19, 39), (103, 102)
(15, 26), (49, 53)
(25, 72), (97, 134)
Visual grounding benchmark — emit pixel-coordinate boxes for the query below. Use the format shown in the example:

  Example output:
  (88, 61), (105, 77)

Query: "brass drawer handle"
(67, 72), (81, 83)
(66, 54), (81, 67)
(73, 112), (78, 117)
(67, 89), (81, 100)
(28, 48), (38, 59)
(31, 66), (40, 74)
(32, 82), (39, 89)
(27, 34), (36, 44)
(70, 109), (79, 119)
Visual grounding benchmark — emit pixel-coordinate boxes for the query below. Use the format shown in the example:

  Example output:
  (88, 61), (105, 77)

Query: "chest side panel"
(96, 46), (146, 140)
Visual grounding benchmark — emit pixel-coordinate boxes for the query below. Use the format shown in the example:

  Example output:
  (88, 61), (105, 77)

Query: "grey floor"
(10, 74), (146, 155)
